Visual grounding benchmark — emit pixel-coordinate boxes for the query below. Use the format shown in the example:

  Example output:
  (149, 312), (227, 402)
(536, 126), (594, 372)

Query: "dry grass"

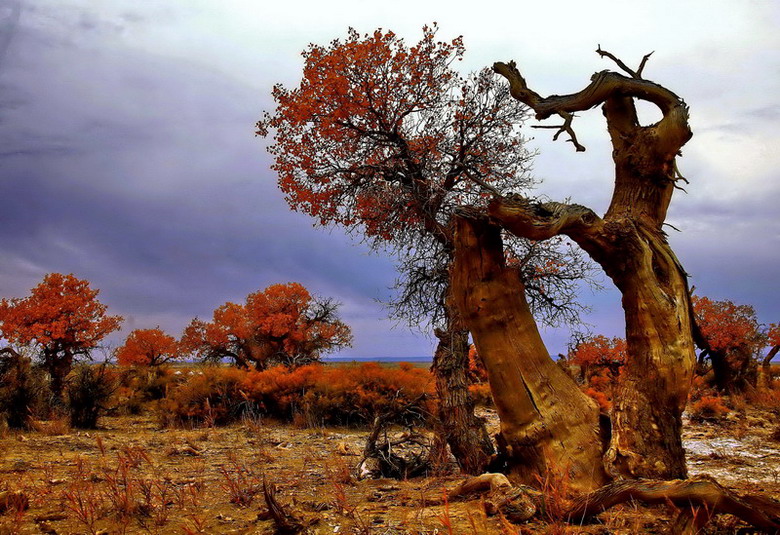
(0, 410), (778, 534)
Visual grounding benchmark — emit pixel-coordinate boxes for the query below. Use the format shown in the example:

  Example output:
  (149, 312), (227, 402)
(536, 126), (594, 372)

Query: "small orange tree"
(569, 335), (626, 411)
(0, 273), (122, 399)
(692, 295), (763, 392)
(180, 282), (352, 370)
(116, 328), (180, 367)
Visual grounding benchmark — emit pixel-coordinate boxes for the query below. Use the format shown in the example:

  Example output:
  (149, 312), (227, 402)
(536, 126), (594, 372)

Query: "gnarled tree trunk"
(763, 345), (779, 387)
(430, 304), (495, 475)
(491, 50), (696, 479)
(451, 214), (607, 491)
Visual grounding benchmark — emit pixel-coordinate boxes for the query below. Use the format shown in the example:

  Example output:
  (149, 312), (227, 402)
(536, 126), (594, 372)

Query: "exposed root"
(262, 478), (307, 534)
(447, 473), (780, 533)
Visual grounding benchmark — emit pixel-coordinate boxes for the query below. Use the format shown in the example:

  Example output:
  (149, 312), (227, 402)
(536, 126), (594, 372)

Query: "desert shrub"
(243, 362), (435, 427)
(468, 383), (493, 407)
(584, 387), (611, 412)
(158, 366), (250, 427)
(0, 351), (48, 428)
(65, 364), (117, 428)
(114, 365), (181, 415)
(689, 394), (730, 422)
(158, 362), (436, 429)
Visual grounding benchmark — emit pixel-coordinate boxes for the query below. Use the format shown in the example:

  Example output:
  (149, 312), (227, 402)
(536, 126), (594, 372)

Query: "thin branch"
(596, 45), (654, 80)
(532, 111), (586, 151)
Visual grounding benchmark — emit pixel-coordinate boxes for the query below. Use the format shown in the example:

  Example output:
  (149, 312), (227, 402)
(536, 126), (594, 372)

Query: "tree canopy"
(180, 282), (352, 370)
(116, 327), (181, 367)
(0, 273), (122, 397)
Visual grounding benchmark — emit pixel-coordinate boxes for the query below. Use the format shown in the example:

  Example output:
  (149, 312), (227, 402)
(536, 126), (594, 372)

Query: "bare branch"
(531, 111), (586, 151)
(637, 50), (654, 78)
(596, 45), (654, 80)
(493, 58), (690, 156)
(489, 195), (603, 245)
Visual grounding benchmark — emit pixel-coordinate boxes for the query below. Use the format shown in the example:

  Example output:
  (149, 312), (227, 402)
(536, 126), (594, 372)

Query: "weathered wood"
(451, 214), (608, 491)
(491, 49), (696, 479)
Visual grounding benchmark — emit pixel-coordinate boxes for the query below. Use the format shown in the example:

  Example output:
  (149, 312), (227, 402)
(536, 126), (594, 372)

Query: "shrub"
(65, 364), (117, 428)
(158, 367), (249, 428)
(114, 366), (180, 415)
(0, 350), (48, 428)
(689, 395), (730, 422)
(468, 383), (493, 407)
(244, 362), (435, 427)
(158, 362), (436, 429)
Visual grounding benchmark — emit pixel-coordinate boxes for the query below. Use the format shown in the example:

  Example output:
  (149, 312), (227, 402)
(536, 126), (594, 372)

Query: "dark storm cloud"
(0, 1), (429, 356)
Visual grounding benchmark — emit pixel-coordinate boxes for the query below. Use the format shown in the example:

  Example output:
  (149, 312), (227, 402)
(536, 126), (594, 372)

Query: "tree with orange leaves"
(692, 295), (763, 392)
(180, 283), (351, 370)
(116, 328), (180, 367)
(257, 24), (592, 474)
(0, 273), (123, 400)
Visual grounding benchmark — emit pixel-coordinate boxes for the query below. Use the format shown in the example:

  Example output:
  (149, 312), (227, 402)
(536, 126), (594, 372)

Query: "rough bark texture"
(763, 345), (779, 387)
(431, 313), (494, 474)
(566, 476), (780, 533)
(451, 214), (607, 491)
(492, 52), (696, 479)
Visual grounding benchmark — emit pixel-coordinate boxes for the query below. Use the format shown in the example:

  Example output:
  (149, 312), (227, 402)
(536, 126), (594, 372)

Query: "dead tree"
(486, 48), (696, 479)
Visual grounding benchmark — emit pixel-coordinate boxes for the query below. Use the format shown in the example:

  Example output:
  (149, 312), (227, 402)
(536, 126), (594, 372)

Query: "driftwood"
(262, 478), (307, 534)
(447, 473), (780, 534)
(357, 395), (435, 480)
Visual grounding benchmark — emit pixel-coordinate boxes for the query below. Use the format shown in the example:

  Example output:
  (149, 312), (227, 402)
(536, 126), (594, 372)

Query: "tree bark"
(430, 305), (495, 475)
(492, 52), (696, 479)
(451, 214), (607, 491)
(763, 345), (779, 387)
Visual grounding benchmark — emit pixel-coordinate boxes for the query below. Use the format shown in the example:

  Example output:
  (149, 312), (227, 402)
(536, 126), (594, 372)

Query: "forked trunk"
(491, 56), (696, 479)
(595, 221), (696, 479)
(451, 214), (607, 491)
(430, 314), (494, 475)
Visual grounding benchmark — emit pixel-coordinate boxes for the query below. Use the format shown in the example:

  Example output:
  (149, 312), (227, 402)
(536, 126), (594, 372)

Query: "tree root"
(262, 478), (307, 534)
(448, 473), (780, 533)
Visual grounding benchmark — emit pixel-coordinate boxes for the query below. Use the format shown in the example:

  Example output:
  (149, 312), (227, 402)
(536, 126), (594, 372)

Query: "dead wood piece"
(566, 476), (780, 532)
(448, 473), (511, 500)
(262, 478), (306, 534)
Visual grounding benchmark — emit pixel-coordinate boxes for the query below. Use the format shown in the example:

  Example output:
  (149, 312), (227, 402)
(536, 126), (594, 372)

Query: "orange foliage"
(0, 273), (122, 396)
(116, 328), (180, 367)
(467, 344), (488, 384)
(692, 295), (762, 355)
(160, 363), (435, 428)
(0, 273), (122, 354)
(569, 335), (626, 412)
(257, 24), (530, 244)
(243, 362), (435, 426)
(689, 395), (730, 422)
(180, 283), (352, 370)
(768, 323), (780, 348)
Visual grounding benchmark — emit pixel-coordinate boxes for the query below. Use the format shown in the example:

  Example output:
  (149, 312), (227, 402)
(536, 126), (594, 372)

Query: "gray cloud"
(1, 1), (778, 360)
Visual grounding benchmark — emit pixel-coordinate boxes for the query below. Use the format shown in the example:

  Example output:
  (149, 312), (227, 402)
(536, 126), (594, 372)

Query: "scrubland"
(1, 363), (779, 534)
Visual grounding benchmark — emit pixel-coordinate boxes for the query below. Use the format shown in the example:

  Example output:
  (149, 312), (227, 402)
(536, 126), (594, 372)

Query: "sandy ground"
(0, 407), (778, 534)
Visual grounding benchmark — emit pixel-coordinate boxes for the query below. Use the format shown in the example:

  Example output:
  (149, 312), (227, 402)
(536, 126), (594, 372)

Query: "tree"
(180, 283), (352, 370)
(116, 327), (181, 367)
(763, 323), (780, 386)
(257, 25), (592, 474)
(692, 295), (763, 392)
(570, 335), (627, 383)
(471, 48), (697, 480)
(0, 273), (122, 400)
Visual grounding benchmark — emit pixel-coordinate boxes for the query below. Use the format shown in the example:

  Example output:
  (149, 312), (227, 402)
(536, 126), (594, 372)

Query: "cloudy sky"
(0, 0), (777, 358)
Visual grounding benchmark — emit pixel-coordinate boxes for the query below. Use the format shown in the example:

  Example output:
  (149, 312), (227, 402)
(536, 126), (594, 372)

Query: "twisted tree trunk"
(451, 214), (607, 491)
(431, 311), (495, 475)
(491, 50), (696, 479)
